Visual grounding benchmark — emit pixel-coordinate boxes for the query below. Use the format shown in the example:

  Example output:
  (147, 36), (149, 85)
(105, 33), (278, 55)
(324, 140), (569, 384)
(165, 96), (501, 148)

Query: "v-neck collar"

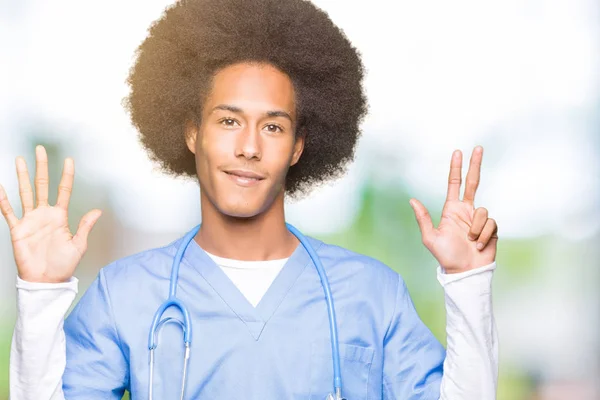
(180, 233), (322, 341)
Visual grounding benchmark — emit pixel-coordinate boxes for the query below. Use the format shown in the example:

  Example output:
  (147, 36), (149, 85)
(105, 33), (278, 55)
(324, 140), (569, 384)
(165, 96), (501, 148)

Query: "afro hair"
(123, 0), (368, 198)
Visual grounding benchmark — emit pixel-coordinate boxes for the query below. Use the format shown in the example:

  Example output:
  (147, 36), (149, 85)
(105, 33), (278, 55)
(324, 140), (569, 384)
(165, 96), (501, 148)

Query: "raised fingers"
(0, 184), (18, 229)
(446, 150), (462, 202)
(56, 158), (75, 210)
(34, 145), (49, 207)
(16, 156), (34, 215)
(463, 146), (483, 205)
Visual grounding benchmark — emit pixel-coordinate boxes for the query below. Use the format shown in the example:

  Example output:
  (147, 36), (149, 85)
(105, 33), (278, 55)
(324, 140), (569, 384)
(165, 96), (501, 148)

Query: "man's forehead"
(202, 62), (297, 119)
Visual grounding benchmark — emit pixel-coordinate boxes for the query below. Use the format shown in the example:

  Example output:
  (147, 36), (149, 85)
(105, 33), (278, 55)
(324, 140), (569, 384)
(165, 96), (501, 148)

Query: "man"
(1, 0), (499, 398)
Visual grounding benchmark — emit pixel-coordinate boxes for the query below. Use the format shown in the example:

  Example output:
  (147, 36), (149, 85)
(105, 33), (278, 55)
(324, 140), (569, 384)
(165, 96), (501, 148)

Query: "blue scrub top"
(63, 231), (445, 399)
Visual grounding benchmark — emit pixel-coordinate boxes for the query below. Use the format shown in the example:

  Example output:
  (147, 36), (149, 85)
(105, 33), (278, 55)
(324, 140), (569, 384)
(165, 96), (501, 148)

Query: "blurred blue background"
(1, 0), (599, 398)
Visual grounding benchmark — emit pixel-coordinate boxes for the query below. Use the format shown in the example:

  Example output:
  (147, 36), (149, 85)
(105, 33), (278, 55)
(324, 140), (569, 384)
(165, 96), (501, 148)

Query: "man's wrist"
(16, 275), (79, 293)
(437, 261), (496, 287)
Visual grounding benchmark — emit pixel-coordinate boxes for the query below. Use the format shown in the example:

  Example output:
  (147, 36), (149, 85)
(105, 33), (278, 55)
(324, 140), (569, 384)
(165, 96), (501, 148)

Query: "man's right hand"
(0, 145), (102, 283)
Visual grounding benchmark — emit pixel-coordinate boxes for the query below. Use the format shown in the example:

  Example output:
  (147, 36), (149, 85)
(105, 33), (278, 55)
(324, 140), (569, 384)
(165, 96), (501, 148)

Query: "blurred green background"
(1, 0), (599, 399)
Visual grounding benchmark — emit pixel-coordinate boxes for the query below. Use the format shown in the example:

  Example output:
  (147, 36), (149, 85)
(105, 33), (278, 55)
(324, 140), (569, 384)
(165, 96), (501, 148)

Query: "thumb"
(72, 209), (102, 254)
(409, 198), (435, 244)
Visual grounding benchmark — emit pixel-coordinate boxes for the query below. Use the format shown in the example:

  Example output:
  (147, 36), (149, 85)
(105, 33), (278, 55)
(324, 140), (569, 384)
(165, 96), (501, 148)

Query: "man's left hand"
(409, 146), (498, 274)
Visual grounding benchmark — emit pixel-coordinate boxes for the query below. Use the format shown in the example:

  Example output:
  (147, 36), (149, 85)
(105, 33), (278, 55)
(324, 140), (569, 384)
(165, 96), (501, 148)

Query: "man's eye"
(220, 118), (238, 126)
(265, 124), (283, 133)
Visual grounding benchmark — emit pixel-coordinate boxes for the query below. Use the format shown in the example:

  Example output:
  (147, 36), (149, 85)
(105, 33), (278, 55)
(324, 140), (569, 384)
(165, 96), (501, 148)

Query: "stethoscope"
(148, 223), (347, 400)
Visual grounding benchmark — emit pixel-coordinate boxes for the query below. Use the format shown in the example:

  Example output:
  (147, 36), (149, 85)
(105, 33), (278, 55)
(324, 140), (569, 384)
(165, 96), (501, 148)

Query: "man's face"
(186, 62), (304, 218)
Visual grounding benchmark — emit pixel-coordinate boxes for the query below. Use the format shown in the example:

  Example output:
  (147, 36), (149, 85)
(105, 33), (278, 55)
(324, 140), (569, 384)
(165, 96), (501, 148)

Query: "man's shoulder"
(100, 234), (183, 281)
(311, 237), (401, 286)
(310, 238), (407, 322)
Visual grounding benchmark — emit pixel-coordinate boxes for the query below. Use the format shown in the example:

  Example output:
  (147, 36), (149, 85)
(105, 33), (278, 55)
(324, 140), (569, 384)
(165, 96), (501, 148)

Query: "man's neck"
(194, 192), (299, 261)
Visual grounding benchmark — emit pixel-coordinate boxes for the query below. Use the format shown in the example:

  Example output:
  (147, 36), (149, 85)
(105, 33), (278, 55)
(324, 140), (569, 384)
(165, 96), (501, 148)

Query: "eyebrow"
(211, 104), (293, 123)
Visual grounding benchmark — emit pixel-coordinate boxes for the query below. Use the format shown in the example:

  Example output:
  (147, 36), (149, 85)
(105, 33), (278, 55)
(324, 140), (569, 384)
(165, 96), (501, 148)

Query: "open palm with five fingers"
(409, 146), (499, 274)
(0, 145), (102, 283)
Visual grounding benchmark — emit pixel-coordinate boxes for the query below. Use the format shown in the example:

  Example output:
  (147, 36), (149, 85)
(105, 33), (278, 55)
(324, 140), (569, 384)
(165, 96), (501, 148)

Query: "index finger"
(463, 146), (483, 205)
(56, 158), (75, 209)
(446, 150), (462, 202)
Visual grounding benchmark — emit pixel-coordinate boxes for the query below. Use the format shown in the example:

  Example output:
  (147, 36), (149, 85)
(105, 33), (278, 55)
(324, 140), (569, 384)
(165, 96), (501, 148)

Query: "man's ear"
(290, 127), (306, 167)
(185, 120), (198, 155)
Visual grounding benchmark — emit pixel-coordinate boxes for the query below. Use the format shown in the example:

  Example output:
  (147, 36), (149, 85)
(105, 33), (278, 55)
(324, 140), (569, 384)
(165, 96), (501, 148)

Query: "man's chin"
(217, 202), (265, 219)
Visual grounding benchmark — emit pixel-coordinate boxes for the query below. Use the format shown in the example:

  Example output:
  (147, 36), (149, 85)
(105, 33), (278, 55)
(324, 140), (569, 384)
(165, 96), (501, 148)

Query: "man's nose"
(236, 125), (262, 160)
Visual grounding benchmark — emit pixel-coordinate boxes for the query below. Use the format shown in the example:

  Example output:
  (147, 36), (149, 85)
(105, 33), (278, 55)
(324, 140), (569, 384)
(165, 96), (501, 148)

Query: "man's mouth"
(223, 169), (265, 186)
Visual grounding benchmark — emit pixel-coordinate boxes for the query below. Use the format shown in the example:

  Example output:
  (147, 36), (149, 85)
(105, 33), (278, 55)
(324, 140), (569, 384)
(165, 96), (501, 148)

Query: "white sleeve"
(437, 262), (499, 400)
(9, 277), (78, 400)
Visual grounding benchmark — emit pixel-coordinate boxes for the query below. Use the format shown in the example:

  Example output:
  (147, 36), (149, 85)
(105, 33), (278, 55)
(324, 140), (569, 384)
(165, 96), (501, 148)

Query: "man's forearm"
(437, 262), (498, 400)
(9, 277), (77, 400)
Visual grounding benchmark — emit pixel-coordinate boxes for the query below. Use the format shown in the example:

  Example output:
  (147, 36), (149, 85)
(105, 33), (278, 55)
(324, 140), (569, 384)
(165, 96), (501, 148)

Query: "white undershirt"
(204, 250), (288, 307)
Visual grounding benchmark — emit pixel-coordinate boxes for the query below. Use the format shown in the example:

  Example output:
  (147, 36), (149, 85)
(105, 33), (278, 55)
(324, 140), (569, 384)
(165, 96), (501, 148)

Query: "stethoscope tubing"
(147, 223), (344, 399)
